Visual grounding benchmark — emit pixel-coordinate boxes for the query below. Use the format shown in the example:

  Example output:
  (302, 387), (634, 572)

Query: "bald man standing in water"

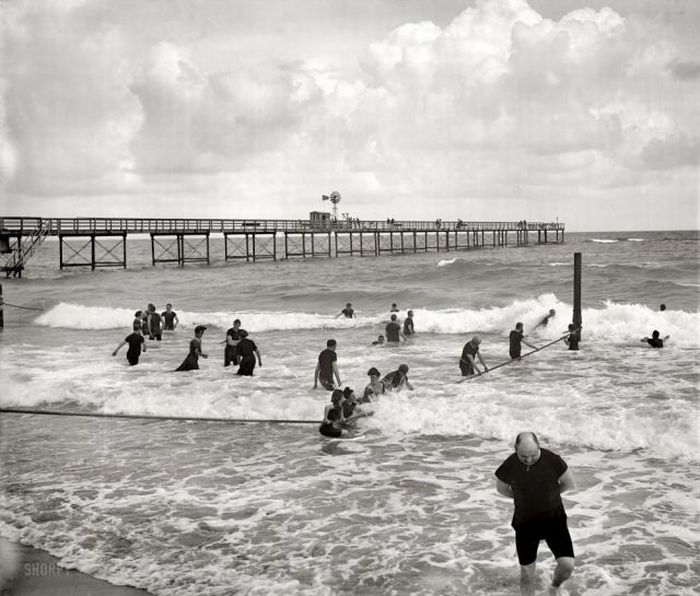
(495, 432), (576, 596)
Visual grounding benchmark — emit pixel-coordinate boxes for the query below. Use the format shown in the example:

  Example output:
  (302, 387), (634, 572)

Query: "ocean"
(0, 230), (698, 595)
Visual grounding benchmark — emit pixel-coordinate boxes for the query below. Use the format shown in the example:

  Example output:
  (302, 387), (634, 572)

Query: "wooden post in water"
(573, 252), (582, 338)
(0, 283), (4, 329)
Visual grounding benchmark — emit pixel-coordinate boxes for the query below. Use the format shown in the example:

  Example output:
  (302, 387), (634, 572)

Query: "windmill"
(322, 191), (342, 221)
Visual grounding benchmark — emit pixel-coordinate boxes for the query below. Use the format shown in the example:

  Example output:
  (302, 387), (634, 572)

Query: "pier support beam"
(60, 233), (127, 270)
(283, 232), (307, 259)
(225, 233), (252, 262)
(250, 232), (276, 261)
(152, 232), (209, 267)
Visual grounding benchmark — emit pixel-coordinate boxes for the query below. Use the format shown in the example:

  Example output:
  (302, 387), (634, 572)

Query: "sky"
(1, 0), (698, 231)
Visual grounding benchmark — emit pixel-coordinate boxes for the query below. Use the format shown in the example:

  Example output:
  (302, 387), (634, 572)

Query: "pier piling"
(574, 252), (582, 338)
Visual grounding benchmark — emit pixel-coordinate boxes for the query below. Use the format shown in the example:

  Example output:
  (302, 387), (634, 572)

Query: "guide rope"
(0, 407), (320, 425)
(1, 301), (44, 311)
(457, 329), (579, 383)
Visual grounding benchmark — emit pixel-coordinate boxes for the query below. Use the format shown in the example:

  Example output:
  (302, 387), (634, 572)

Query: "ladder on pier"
(1, 221), (51, 278)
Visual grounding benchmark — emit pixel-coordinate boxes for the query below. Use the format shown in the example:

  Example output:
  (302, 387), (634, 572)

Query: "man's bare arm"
(496, 478), (513, 498)
(558, 469), (576, 494)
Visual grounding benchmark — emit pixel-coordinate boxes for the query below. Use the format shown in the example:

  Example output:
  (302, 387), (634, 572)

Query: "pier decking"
(0, 217), (564, 275)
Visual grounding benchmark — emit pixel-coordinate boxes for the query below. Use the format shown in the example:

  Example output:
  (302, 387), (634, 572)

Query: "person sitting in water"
(383, 364), (413, 391)
(113, 321), (147, 365)
(641, 330), (669, 349)
(403, 310), (415, 337)
(161, 303), (179, 331)
(362, 367), (385, 402)
(460, 336), (489, 376)
(336, 303), (355, 319)
(390, 303), (400, 313)
(319, 389), (346, 438)
(565, 324), (581, 351)
(236, 329), (262, 376)
(533, 309), (556, 331)
(372, 335), (385, 346)
(659, 304), (666, 312)
(175, 326), (208, 371)
(509, 322), (537, 360)
(385, 314), (406, 343)
(341, 387), (363, 419)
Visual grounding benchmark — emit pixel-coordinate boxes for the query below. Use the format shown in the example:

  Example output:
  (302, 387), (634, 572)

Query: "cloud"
(666, 59), (700, 81)
(640, 134), (700, 170)
(1, 1), (141, 195)
(0, 0), (698, 230)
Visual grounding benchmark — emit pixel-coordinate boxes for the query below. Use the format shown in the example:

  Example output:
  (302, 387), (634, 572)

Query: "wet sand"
(0, 537), (152, 596)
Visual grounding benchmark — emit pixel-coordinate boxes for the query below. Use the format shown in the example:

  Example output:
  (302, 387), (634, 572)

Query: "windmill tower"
(322, 191), (342, 221)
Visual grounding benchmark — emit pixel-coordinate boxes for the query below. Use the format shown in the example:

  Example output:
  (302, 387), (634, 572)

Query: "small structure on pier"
(309, 211), (331, 229)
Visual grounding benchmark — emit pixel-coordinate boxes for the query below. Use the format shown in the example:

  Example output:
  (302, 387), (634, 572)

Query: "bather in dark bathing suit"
(175, 338), (201, 371)
(319, 405), (343, 438)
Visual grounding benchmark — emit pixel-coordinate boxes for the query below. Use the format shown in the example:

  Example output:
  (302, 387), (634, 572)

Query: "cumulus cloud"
(0, 0), (698, 229)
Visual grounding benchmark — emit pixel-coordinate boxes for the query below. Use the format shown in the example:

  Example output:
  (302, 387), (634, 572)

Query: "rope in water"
(456, 330), (577, 383)
(1, 301), (43, 311)
(0, 407), (320, 424)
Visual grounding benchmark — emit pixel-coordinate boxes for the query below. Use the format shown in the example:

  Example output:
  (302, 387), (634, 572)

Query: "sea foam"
(33, 297), (700, 347)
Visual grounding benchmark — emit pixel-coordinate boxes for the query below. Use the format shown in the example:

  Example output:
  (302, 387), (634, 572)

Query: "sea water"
(0, 230), (698, 595)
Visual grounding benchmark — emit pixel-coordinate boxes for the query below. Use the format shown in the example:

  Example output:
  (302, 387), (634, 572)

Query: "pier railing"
(0, 217), (564, 235)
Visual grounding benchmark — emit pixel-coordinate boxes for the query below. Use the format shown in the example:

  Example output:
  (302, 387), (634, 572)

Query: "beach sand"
(0, 537), (152, 596)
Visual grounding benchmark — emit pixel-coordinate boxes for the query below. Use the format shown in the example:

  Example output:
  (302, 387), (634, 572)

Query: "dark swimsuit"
(319, 405), (343, 438)
(175, 338), (200, 371)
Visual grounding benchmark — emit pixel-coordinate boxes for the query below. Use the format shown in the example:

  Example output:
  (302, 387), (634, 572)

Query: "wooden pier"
(0, 217), (564, 275)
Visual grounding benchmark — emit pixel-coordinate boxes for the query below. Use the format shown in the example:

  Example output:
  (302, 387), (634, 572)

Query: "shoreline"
(0, 537), (152, 596)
